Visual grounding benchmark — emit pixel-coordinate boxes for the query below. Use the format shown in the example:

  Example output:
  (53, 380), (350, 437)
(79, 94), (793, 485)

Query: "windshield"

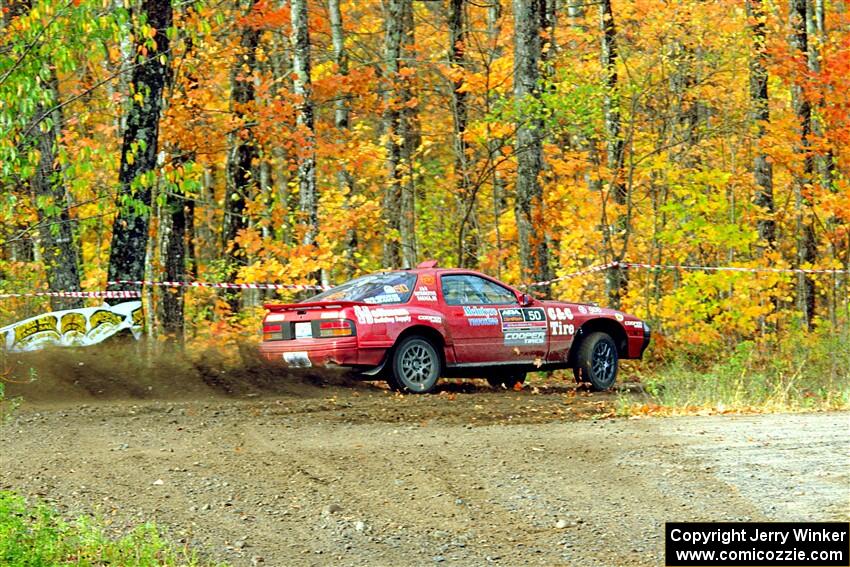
(305, 272), (416, 305)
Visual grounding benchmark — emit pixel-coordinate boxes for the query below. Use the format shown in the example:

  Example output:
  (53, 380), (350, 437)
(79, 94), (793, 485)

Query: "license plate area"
(283, 351), (312, 367)
(294, 322), (313, 339)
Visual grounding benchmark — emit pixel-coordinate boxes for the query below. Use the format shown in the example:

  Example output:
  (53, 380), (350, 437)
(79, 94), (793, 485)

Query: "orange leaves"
(238, 0), (291, 30)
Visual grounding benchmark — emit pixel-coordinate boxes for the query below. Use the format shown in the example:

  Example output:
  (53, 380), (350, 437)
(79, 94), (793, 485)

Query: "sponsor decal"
(393, 284), (410, 293)
(417, 315), (443, 324)
(1, 301), (143, 352)
(588, 306), (603, 314)
(547, 306), (574, 321)
(549, 321), (575, 336)
(463, 306), (498, 317)
(614, 313), (624, 322)
(499, 307), (547, 332)
(353, 306), (410, 325)
(504, 329), (546, 346)
(421, 274), (435, 285)
(577, 305), (587, 314)
(61, 312), (87, 335)
(13, 314), (59, 345)
(364, 293), (401, 304)
(413, 286), (437, 302)
(502, 320), (545, 329)
(523, 308), (545, 322)
(499, 308), (524, 323)
(468, 317), (499, 327)
(625, 320), (643, 328)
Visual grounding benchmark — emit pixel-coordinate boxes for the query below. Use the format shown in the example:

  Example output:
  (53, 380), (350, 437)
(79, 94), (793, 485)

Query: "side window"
(441, 275), (517, 306)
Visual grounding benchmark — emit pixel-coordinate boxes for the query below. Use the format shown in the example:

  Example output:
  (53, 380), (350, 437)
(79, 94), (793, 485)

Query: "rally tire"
(487, 372), (527, 390)
(574, 332), (618, 391)
(388, 336), (441, 394)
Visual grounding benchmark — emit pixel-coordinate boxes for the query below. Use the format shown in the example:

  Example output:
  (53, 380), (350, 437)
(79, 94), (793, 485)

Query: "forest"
(0, 0), (848, 374)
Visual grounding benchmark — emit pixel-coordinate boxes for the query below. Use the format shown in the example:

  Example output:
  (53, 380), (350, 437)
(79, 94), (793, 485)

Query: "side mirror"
(519, 293), (534, 307)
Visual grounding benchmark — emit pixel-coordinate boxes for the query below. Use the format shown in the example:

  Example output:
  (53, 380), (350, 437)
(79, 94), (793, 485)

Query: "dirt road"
(1, 350), (847, 566)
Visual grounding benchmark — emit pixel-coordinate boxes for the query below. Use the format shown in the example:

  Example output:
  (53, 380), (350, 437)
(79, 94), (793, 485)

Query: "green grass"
(622, 326), (850, 414)
(0, 491), (225, 567)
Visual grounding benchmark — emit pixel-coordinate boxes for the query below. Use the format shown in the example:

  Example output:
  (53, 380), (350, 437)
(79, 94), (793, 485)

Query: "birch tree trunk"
(291, 0), (318, 248)
(513, 0), (551, 291)
(328, 0), (358, 274)
(106, 0), (172, 299)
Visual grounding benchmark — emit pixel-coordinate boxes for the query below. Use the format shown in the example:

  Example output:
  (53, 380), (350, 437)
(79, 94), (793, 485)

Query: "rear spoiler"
(263, 300), (369, 311)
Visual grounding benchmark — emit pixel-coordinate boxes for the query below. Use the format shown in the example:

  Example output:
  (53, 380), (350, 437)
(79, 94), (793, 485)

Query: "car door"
(439, 274), (548, 364)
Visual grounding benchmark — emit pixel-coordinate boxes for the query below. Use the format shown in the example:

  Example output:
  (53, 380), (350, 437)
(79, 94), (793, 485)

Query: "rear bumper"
(258, 337), (389, 369)
(259, 337), (361, 367)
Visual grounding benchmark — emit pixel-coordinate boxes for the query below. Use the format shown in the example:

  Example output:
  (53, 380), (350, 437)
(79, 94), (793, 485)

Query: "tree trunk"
(599, 0), (627, 308)
(789, 0), (816, 328)
(487, 0), (506, 278)
(540, 0), (557, 65)
(383, 0), (417, 268)
(747, 0), (776, 250)
(106, 0), (172, 298)
(32, 70), (83, 309)
(449, 0), (478, 268)
(222, 3), (258, 311)
(10, 0), (83, 307)
(291, 0), (318, 248)
(159, 197), (185, 340)
(328, 0), (358, 275)
(399, 0), (419, 268)
(806, 0), (834, 191)
(513, 0), (551, 291)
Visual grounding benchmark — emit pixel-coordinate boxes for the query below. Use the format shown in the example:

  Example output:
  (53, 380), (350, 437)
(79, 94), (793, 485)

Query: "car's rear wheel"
(574, 332), (618, 391)
(487, 372), (526, 390)
(388, 336), (441, 394)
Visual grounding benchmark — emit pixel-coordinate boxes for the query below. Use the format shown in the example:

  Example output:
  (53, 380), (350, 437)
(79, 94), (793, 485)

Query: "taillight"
(319, 320), (354, 337)
(263, 323), (283, 341)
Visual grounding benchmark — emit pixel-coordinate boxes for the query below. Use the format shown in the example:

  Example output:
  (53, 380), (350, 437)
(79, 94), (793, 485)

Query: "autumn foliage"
(0, 0), (848, 362)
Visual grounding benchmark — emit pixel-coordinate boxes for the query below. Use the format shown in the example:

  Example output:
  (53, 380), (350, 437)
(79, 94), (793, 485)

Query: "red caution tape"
(106, 280), (332, 291)
(0, 290), (141, 299)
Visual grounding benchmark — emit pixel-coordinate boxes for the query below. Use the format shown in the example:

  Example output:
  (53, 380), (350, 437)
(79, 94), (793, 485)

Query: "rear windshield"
(305, 272), (416, 305)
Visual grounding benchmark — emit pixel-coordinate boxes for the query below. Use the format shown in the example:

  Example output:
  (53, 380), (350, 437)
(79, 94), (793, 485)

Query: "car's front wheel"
(574, 332), (618, 391)
(388, 336), (441, 394)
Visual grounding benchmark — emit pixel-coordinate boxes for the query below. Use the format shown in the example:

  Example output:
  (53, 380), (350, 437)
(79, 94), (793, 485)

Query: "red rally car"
(259, 261), (650, 393)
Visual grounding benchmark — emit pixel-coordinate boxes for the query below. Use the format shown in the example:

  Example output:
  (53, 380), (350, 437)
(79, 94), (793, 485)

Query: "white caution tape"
(524, 263), (617, 288)
(526, 260), (850, 288)
(0, 290), (142, 299)
(619, 262), (850, 275)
